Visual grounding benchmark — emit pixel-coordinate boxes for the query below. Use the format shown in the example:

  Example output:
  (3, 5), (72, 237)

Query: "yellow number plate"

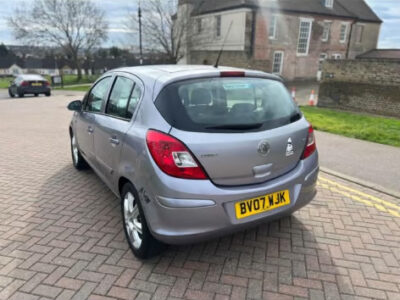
(235, 190), (290, 219)
(32, 83), (42, 86)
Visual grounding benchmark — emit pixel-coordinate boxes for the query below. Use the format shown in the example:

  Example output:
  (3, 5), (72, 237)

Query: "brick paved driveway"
(0, 93), (399, 300)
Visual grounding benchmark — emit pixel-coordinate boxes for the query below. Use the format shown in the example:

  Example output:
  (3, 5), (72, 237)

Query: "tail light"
(146, 130), (207, 180)
(220, 71), (245, 77)
(302, 125), (316, 159)
(21, 81), (29, 87)
(44, 81), (50, 86)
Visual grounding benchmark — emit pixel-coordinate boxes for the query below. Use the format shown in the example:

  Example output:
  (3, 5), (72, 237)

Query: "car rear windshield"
(155, 77), (301, 132)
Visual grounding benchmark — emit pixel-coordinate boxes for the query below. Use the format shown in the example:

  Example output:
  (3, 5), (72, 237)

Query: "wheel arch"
(118, 176), (132, 197)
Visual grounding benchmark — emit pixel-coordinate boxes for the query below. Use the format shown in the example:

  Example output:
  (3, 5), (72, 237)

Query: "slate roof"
(0, 55), (24, 69)
(191, 0), (382, 23)
(357, 49), (400, 60)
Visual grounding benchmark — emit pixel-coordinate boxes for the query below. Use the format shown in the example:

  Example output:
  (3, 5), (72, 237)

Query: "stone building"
(177, 0), (382, 81)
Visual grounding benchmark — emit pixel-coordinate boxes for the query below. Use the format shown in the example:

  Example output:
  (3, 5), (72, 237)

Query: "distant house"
(25, 57), (59, 75)
(60, 64), (78, 75)
(356, 49), (400, 60)
(0, 56), (24, 76)
(177, 0), (382, 80)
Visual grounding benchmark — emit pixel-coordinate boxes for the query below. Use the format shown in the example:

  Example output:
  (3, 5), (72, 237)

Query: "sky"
(0, 0), (399, 49)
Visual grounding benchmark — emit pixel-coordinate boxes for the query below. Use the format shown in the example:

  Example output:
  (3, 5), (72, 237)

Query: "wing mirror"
(67, 100), (82, 111)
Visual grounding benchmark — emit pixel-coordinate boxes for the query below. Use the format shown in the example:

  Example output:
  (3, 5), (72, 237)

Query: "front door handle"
(109, 137), (120, 146)
(87, 126), (94, 134)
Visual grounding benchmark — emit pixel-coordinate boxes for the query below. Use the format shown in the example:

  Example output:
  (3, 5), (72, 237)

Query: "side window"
(106, 77), (134, 119)
(86, 77), (112, 112)
(127, 84), (143, 119)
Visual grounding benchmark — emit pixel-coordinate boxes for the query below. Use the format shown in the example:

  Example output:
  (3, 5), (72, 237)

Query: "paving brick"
(184, 289), (214, 300)
(32, 284), (62, 298)
(220, 274), (248, 287)
(354, 286), (387, 299)
(55, 277), (84, 290)
(279, 284), (308, 298)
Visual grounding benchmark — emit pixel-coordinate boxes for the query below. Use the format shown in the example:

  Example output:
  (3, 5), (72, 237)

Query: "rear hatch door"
(155, 76), (308, 186)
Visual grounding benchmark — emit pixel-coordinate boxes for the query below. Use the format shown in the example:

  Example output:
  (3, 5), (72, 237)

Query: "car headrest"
(211, 86), (227, 106)
(191, 88), (212, 106)
(230, 103), (256, 114)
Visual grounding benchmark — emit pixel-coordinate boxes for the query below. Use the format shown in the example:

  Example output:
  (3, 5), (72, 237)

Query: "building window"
(322, 22), (331, 42)
(356, 25), (364, 43)
(332, 54), (342, 60)
(325, 0), (334, 8)
(340, 23), (348, 43)
(297, 19), (313, 55)
(272, 51), (284, 74)
(269, 16), (277, 39)
(197, 18), (202, 34)
(216, 15), (222, 37)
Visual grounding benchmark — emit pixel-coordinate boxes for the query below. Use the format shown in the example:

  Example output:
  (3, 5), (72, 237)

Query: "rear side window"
(155, 78), (300, 132)
(127, 85), (143, 119)
(106, 77), (134, 119)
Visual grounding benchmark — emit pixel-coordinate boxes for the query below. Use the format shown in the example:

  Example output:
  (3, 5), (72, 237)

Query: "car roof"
(17, 74), (46, 80)
(113, 64), (279, 81)
(109, 65), (281, 100)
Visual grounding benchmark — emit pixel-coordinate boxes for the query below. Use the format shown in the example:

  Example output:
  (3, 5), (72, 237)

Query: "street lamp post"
(138, 0), (143, 65)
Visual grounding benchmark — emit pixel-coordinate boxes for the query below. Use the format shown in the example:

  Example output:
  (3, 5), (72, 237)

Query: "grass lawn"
(55, 85), (91, 92)
(62, 74), (99, 85)
(0, 77), (13, 89)
(301, 106), (400, 147)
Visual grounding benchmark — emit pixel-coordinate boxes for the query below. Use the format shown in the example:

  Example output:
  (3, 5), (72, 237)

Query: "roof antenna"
(214, 21), (234, 68)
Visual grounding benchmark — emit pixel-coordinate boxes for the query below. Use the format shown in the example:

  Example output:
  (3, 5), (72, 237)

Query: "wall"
(254, 11), (351, 80)
(348, 22), (381, 59)
(190, 50), (269, 71)
(190, 9), (251, 52)
(318, 59), (400, 118)
(180, 4), (382, 81)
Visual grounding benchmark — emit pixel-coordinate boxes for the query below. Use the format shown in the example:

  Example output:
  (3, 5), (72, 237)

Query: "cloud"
(1, 0), (399, 48)
(365, 0), (400, 48)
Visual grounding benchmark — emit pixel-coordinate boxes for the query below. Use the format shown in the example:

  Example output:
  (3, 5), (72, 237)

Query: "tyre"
(70, 133), (89, 170)
(45, 91), (51, 97)
(34, 94), (39, 97)
(8, 89), (14, 98)
(18, 92), (24, 98)
(121, 183), (165, 259)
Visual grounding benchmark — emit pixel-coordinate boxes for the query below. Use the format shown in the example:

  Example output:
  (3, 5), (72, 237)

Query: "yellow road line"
(319, 177), (400, 211)
(317, 181), (400, 218)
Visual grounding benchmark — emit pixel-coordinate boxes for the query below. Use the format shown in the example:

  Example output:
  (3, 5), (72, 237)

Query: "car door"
(75, 76), (113, 165)
(94, 74), (143, 187)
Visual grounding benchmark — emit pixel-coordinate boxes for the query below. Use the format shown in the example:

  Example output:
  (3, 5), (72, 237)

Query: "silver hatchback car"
(68, 65), (319, 258)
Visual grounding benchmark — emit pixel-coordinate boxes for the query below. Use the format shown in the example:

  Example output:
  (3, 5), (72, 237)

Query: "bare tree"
(127, 0), (193, 64)
(9, 0), (108, 80)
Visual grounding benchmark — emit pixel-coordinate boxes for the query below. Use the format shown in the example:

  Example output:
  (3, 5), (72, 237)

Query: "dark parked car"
(8, 74), (51, 98)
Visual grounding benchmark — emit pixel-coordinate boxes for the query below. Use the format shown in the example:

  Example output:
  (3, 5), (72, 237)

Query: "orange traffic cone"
(291, 87), (296, 103)
(308, 90), (315, 106)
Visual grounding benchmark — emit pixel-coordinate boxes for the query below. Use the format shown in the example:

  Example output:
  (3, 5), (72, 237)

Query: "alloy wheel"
(71, 136), (79, 164)
(123, 192), (143, 249)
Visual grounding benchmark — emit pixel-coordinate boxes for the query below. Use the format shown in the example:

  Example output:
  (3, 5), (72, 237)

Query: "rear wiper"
(289, 112), (302, 123)
(206, 123), (263, 130)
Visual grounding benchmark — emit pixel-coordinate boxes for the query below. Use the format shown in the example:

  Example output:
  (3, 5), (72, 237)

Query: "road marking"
(319, 177), (400, 211)
(317, 178), (400, 218)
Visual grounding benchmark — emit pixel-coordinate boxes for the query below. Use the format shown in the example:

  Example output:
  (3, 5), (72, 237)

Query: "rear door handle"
(109, 137), (120, 146)
(87, 126), (94, 134)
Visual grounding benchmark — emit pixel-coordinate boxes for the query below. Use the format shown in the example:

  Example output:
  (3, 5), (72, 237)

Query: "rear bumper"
(141, 152), (319, 245)
(18, 87), (51, 94)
